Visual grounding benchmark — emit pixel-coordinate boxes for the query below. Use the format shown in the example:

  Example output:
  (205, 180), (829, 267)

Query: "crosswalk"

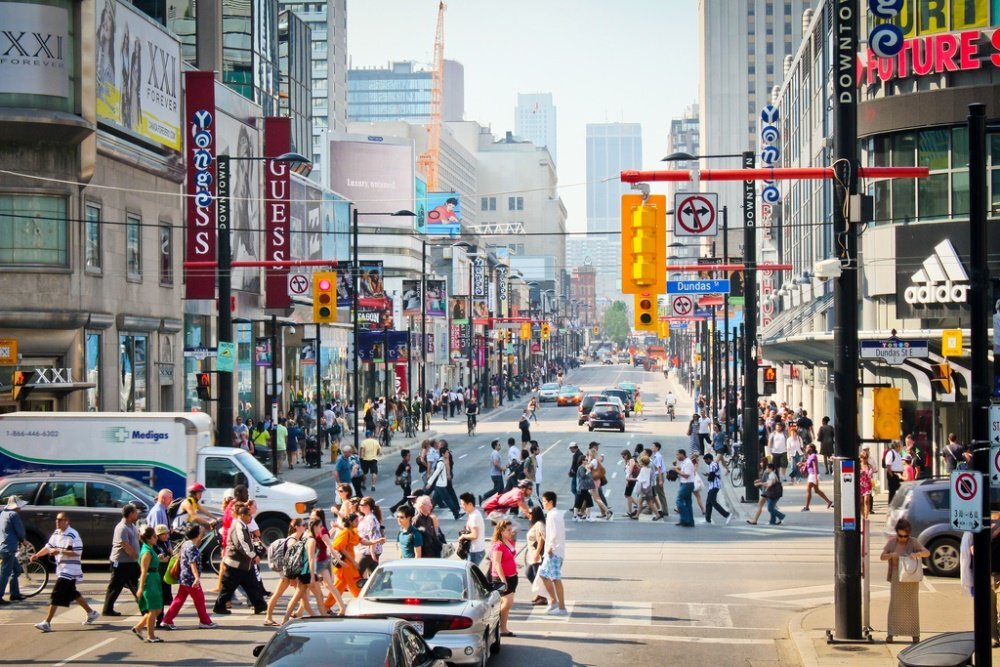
(728, 581), (895, 610)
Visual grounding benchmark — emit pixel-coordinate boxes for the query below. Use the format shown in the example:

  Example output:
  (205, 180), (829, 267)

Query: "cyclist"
(0, 495), (29, 603)
(466, 396), (479, 436)
(665, 391), (677, 421)
(173, 484), (218, 531)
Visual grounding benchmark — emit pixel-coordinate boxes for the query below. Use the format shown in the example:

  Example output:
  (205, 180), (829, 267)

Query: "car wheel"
(588, 425), (594, 431)
(257, 517), (287, 546)
(490, 624), (501, 656)
(619, 426), (625, 432)
(927, 537), (961, 577)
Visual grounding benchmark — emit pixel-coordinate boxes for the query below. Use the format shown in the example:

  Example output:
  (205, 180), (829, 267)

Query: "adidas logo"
(904, 240), (969, 305)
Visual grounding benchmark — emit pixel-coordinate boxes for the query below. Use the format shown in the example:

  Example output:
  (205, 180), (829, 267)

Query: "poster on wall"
(472, 298), (490, 324)
(254, 337), (271, 367)
(402, 280), (422, 316)
(217, 110), (261, 294)
(426, 280), (446, 318)
(0, 2), (69, 98)
(95, 0), (181, 150)
(420, 192), (462, 237)
(450, 296), (468, 324)
(358, 261), (384, 307)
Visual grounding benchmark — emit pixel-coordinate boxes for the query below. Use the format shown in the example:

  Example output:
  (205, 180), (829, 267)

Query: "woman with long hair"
(309, 508), (346, 616)
(859, 448), (878, 518)
(263, 519), (306, 626)
(801, 444), (833, 511)
(746, 458), (771, 525)
(131, 526), (164, 642)
(356, 498), (384, 577)
(490, 519), (519, 637)
(525, 507), (547, 607)
(279, 518), (322, 625)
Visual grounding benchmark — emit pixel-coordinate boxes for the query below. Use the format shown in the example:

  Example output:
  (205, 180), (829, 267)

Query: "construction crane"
(417, 1), (445, 191)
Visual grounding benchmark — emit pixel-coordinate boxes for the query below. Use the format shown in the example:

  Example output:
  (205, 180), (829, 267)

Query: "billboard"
(358, 261), (385, 307)
(450, 296), (468, 324)
(420, 191), (462, 237)
(328, 138), (413, 223)
(336, 268), (354, 307)
(402, 280), (422, 316)
(263, 117), (291, 310)
(95, 0), (181, 150)
(183, 71), (216, 300)
(426, 280), (446, 318)
(217, 108), (261, 294)
(472, 298), (490, 324)
(0, 2), (70, 99)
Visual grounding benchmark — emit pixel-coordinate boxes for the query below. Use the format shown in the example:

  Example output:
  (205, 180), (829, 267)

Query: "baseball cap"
(568, 442), (578, 450)
(155, 524), (170, 536)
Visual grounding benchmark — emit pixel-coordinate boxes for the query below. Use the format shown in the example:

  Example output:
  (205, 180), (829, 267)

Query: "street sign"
(990, 404), (1000, 485)
(183, 346), (217, 360)
(667, 279), (731, 295)
(673, 193), (719, 237)
(669, 322), (688, 330)
(951, 470), (984, 531)
(859, 338), (929, 365)
(671, 295), (694, 317)
(840, 459), (856, 531)
(942, 329), (962, 357)
(287, 273), (310, 296)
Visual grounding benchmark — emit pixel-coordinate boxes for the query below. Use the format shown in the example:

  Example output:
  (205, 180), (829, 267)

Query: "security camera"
(813, 258), (843, 282)
(288, 326), (296, 335)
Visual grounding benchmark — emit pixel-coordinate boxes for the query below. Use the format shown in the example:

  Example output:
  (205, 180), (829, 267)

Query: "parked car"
(883, 478), (1000, 577)
(0, 471), (157, 558)
(538, 382), (561, 402)
(588, 402), (625, 432)
(602, 388), (632, 416)
(578, 393), (609, 425)
(252, 618), (451, 667)
(557, 385), (584, 407)
(347, 558), (502, 666)
(601, 356), (614, 365)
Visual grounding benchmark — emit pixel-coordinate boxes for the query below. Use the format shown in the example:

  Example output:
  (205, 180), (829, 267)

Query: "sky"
(346, 0), (700, 233)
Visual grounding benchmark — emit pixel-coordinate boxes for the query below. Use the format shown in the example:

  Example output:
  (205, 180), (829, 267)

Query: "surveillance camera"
(288, 326), (296, 335)
(813, 258), (842, 282)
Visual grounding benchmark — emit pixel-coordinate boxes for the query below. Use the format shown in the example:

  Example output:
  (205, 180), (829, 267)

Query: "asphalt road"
(0, 363), (832, 666)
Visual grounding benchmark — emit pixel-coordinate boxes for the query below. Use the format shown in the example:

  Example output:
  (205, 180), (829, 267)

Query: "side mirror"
(431, 646), (452, 660)
(252, 645), (265, 657)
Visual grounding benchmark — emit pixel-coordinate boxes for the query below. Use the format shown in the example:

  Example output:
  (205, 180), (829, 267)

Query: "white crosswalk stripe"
(514, 600), (750, 630)
(728, 582), (896, 610)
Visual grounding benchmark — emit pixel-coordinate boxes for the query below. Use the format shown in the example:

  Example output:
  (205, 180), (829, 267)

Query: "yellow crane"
(417, 1), (445, 190)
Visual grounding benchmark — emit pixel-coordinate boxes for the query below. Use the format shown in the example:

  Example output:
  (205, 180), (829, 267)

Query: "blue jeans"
(767, 497), (786, 524)
(468, 550), (485, 566)
(677, 483), (695, 526)
(0, 551), (21, 599)
(431, 487), (461, 519)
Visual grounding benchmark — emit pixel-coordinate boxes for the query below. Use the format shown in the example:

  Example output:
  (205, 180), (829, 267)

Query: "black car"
(578, 393), (608, 425)
(253, 618), (451, 667)
(602, 388), (632, 416)
(588, 402), (625, 432)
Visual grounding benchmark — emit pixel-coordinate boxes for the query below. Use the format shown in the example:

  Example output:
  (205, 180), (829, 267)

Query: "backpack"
(267, 536), (293, 573)
(281, 539), (307, 579)
(349, 454), (362, 479)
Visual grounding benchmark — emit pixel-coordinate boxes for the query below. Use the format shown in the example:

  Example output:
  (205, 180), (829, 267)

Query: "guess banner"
(183, 71), (216, 300)
(264, 117), (291, 310)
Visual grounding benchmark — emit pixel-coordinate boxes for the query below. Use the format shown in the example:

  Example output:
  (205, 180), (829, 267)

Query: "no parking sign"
(951, 470), (983, 531)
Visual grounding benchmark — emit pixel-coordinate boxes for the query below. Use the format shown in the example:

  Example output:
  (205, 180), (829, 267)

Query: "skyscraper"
(347, 60), (465, 123)
(515, 93), (557, 163)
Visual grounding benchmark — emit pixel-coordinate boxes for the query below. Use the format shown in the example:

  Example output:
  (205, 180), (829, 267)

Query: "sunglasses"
(896, 532), (910, 538)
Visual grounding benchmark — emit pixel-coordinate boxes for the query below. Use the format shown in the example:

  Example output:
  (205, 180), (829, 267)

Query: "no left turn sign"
(674, 193), (719, 237)
(287, 274), (310, 296)
(672, 295), (694, 317)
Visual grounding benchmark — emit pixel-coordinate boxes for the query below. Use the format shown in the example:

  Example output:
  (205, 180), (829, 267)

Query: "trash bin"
(896, 632), (974, 667)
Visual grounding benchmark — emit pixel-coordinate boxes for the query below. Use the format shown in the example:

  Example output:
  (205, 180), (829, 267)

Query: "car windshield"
(592, 404), (617, 415)
(234, 450), (279, 487)
(364, 565), (468, 602)
(541, 383), (559, 391)
(559, 386), (578, 395)
(259, 629), (390, 666)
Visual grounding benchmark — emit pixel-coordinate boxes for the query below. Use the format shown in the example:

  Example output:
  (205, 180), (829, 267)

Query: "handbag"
(899, 555), (923, 583)
(164, 554), (181, 585)
(456, 536), (471, 560)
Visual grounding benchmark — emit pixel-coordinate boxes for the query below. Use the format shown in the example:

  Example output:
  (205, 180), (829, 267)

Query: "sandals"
(146, 637), (164, 643)
(500, 631), (516, 637)
(263, 619), (280, 627)
(131, 627), (144, 641)
(746, 521), (757, 525)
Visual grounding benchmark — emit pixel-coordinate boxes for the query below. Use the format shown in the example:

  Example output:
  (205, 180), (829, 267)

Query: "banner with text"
(183, 71), (216, 299)
(264, 117), (291, 309)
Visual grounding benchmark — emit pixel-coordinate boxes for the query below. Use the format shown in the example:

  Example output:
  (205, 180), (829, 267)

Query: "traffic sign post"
(671, 295), (694, 317)
(673, 193), (719, 237)
(990, 404), (1000, 485)
(951, 470), (984, 531)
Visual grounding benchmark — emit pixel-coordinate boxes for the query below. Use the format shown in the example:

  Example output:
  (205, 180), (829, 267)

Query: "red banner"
(394, 363), (408, 396)
(184, 71), (217, 299)
(263, 117), (291, 310)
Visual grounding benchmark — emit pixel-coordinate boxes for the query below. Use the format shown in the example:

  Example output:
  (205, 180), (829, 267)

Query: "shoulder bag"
(899, 554), (923, 583)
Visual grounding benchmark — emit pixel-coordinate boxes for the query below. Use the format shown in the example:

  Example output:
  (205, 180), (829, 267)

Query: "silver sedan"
(347, 558), (503, 667)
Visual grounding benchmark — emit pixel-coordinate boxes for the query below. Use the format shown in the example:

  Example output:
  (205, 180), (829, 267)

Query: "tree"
(603, 300), (630, 347)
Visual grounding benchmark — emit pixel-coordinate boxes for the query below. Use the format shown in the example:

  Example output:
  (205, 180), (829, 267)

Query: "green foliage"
(603, 300), (630, 346)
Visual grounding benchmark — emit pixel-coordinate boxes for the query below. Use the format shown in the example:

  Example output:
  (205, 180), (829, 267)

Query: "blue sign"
(667, 279), (730, 295)
(669, 322), (688, 330)
(869, 23), (904, 58)
(694, 308), (713, 319)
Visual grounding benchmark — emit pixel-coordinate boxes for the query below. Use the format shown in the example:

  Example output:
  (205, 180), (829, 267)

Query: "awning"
(11, 382), (95, 401)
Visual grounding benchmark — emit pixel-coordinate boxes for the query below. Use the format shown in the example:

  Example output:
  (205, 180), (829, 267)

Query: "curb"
(788, 609), (821, 667)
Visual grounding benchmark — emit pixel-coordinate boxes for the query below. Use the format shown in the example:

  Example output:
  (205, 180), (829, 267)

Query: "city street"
(1, 364), (849, 666)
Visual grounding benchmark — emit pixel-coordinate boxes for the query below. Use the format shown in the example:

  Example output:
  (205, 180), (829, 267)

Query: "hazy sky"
(346, 0), (700, 233)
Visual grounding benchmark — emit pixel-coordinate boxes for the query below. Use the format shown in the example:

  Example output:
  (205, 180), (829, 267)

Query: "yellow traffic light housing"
(541, 323), (551, 340)
(11, 370), (26, 401)
(634, 294), (656, 331)
(312, 271), (337, 323)
(520, 322), (531, 340)
(658, 318), (670, 339)
(621, 194), (667, 295)
(872, 387), (901, 441)
(931, 363), (953, 394)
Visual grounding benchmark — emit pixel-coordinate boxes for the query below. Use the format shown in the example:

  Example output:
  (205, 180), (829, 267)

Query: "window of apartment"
(85, 332), (101, 411)
(0, 194), (68, 266)
(508, 196), (523, 211)
(85, 203), (102, 273)
(159, 223), (173, 285)
(481, 197), (496, 211)
(126, 213), (142, 279)
(119, 334), (147, 412)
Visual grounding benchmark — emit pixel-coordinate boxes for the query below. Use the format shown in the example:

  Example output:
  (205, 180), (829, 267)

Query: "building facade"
(347, 60), (465, 124)
(515, 93), (557, 164)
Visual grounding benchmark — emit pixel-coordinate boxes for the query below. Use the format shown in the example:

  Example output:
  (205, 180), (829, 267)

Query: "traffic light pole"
(270, 313), (279, 476)
(216, 155), (234, 447)
(352, 206), (360, 454)
(741, 150), (759, 504)
(421, 240), (428, 432)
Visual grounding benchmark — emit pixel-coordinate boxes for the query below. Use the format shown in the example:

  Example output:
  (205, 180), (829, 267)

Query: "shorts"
(51, 577), (80, 607)
(494, 574), (518, 596)
(361, 459), (378, 475)
(807, 473), (819, 485)
(772, 452), (788, 470)
(624, 480), (636, 497)
(296, 572), (314, 586)
(468, 550), (486, 566)
(315, 558), (331, 574)
(538, 554), (563, 581)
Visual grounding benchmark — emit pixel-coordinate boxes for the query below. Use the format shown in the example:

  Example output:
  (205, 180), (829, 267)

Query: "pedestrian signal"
(196, 373), (212, 400)
(312, 271), (337, 323)
(760, 366), (777, 395)
(11, 370), (26, 400)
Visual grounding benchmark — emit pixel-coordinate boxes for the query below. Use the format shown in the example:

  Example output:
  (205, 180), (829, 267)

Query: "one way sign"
(674, 193), (719, 238)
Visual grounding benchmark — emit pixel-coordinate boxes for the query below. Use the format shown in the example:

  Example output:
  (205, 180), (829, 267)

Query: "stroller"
(303, 436), (322, 469)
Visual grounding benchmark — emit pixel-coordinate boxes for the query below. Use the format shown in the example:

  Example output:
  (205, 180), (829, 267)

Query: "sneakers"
(35, 621), (51, 633)
(585, 516), (596, 522)
(571, 515), (581, 522)
(548, 608), (569, 617)
(725, 514), (733, 525)
(199, 622), (219, 629)
(85, 610), (100, 625)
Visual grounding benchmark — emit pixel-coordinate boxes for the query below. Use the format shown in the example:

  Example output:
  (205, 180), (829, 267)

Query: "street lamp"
(217, 151), (311, 448)
(351, 208), (415, 453)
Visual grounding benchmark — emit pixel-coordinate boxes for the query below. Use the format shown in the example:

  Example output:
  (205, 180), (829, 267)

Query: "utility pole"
(741, 150), (759, 503)
(216, 155), (234, 447)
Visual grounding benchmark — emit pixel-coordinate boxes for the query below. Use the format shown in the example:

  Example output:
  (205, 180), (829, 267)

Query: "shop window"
(874, 181), (891, 225)
(952, 172), (969, 217)
(85, 332), (101, 411)
(952, 127), (968, 170)
(119, 334), (147, 412)
(126, 213), (142, 279)
(892, 179), (916, 222)
(159, 224), (173, 285)
(85, 203), (102, 273)
(892, 134), (916, 167)
(917, 173), (949, 219)
(917, 129), (949, 171)
(0, 195), (68, 266)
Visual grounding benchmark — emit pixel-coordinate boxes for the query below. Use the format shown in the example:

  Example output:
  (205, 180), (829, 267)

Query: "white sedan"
(538, 382), (561, 402)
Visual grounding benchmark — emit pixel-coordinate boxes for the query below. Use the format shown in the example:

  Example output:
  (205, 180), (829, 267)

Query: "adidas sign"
(904, 240), (969, 306)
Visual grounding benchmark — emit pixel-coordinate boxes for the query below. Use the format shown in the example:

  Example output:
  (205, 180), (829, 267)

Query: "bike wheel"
(19, 559), (49, 598)
(730, 463), (744, 487)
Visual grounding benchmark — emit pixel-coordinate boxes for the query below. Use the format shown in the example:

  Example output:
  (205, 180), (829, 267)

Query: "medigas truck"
(0, 412), (317, 543)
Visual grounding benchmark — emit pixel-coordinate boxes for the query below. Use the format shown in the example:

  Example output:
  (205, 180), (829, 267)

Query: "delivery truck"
(0, 412), (317, 544)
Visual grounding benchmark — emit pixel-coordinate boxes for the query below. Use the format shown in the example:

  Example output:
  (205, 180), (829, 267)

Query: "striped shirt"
(47, 527), (83, 581)
(707, 462), (723, 491)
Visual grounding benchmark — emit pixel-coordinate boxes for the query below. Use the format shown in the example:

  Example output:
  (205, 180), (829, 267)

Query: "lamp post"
(351, 208), (415, 454)
(216, 151), (310, 448)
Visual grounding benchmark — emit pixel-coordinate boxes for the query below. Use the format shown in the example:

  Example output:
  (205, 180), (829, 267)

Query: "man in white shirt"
(768, 422), (789, 481)
(30, 513), (100, 631)
(538, 492), (568, 615)
(323, 404), (335, 448)
(674, 450), (696, 527)
(698, 413), (712, 452)
(651, 442), (669, 519)
(457, 493), (486, 566)
(884, 441), (905, 502)
(507, 437), (521, 467)
(530, 442), (543, 498)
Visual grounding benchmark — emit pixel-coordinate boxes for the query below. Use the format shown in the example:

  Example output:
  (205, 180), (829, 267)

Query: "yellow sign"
(941, 329), (962, 356)
(0, 339), (17, 365)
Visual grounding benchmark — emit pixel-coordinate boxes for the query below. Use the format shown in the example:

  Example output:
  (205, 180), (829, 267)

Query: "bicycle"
(16, 543), (49, 598)
(404, 414), (417, 438)
(467, 414), (477, 437)
(378, 420), (392, 448)
(729, 448), (746, 487)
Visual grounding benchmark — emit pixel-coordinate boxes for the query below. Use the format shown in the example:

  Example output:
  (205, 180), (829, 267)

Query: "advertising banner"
(472, 255), (487, 296)
(402, 280), (422, 316)
(300, 340), (316, 365)
(420, 191), (462, 237)
(358, 331), (408, 364)
(216, 341), (236, 373)
(0, 2), (69, 98)
(95, 0), (181, 150)
(426, 333), (434, 356)
(450, 296), (469, 324)
(415, 176), (427, 231)
(183, 71), (216, 300)
(358, 261), (385, 307)
(394, 363), (409, 396)
(336, 268), (354, 307)
(328, 139), (413, 222)
(254, 337), (271, 367)
(218, 108), (261, 294)
(264, 117), (291, 310)
(496, 265), (508, 311)
(426, 280), (446, 318)
(450, 325), (462, 360)
(472, 298), (490, 324)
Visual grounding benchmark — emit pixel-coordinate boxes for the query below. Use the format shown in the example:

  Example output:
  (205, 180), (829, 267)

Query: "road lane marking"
(508, 629), (773, 646)
(459, 453), (467, 459)
(687, 603), (734, 628)
(541, 439), (562, 456)
(53, 638), (117, 666)
(478, 444), (485, 449)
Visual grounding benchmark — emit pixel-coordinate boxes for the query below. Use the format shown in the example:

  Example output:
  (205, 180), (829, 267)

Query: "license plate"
(411, 621), (424, 634)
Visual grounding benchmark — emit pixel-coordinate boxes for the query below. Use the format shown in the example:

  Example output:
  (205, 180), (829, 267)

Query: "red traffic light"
(763, 367), (776, 382)
(318, 278), (332, 291)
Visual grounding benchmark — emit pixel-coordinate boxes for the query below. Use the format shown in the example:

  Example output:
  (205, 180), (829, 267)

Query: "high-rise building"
(585, 122), (642, 302)
(515, 93), (557, 164)
(665, 104), (702, 259)
(347, 60), (465, 123)
(278, 10), (313, 158)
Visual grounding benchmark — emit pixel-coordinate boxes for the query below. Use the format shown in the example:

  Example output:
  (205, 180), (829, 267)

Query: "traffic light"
(759, 366), (777, 395)
(592, 326), (599, 336)
(634, 293), (656, 331)
(520, 322), (531, 340)
(196, 372), (212, 401)
(10, 370), (26, 401)
(932, 362), (953, 394)
(872, 387), (901, 441)
(621, 194), (667, 295)
(541, 323), (551, 340)
(312, 271), (337, 323)
(658, 318), (670, 339)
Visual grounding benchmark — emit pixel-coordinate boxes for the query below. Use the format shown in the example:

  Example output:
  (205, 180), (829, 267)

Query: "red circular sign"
(672, 295), (694, 316)
(676, 195), (717, 234)
(955, 472), (978, 501)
